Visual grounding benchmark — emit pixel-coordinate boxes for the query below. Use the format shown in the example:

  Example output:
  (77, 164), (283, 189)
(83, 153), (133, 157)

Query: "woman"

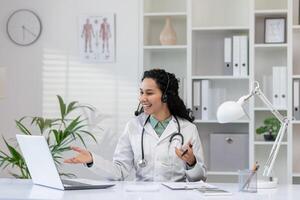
(64, 69), (206, 182)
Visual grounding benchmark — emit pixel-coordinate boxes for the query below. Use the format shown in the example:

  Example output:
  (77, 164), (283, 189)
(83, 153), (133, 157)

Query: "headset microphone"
(134, 102), (141, 116)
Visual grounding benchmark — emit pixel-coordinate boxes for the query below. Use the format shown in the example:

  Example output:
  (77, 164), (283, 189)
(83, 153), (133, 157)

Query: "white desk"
(1, 178), (300, 200)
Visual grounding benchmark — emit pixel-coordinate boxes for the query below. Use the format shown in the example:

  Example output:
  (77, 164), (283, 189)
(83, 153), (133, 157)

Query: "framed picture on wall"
(264, 17), (286, 43)
(79, 14), (115, 63)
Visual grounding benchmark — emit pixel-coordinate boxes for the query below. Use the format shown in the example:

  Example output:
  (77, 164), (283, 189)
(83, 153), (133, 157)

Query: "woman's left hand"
(175, 141), (196, 166)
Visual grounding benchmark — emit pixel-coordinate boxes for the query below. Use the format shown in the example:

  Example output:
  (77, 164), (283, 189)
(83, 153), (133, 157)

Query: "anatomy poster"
(79, 14), (115, 63)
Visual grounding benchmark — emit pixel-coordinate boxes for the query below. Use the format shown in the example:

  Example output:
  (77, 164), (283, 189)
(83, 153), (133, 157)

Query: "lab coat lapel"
(158, 116), (178, 144)
(143, 122), (159, 140)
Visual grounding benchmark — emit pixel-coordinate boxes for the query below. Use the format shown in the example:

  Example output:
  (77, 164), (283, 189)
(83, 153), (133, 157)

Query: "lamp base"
(257, 178), (278, 189)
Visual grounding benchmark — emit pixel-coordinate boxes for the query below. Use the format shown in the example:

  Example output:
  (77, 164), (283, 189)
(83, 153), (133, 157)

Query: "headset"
(135, 71), (184, 168)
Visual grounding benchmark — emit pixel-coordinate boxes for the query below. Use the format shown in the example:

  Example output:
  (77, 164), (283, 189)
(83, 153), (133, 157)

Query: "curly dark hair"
(142, 68), (194, 122)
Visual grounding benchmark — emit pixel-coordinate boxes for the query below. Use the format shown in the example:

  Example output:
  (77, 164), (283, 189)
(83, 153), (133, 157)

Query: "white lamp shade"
(217, 101), (245, 123)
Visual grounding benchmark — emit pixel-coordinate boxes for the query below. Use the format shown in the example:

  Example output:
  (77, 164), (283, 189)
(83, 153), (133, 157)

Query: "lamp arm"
(255, 87), (285, 123)
(263, 121), (288, 177)
(250, 81), (289, 177)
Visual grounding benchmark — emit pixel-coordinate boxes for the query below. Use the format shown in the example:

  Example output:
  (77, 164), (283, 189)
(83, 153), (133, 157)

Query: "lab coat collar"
(138, 113), (160, 140)
(158, 116), (181, 144)
(137, 114), (183, 142)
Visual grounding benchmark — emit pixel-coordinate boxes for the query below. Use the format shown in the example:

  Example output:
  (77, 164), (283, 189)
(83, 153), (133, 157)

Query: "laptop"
(16, 134), (115, 190)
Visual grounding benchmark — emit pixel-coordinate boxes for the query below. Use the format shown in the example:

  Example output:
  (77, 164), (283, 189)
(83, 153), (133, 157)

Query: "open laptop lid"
(16, 135), (65, 190)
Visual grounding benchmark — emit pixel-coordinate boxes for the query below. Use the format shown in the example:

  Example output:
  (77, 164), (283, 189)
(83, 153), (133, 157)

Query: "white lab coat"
(89, 114), (207, 182)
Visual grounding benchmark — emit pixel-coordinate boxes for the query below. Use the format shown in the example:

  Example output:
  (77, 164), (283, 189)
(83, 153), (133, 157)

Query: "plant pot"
(264, 134), (275, 141)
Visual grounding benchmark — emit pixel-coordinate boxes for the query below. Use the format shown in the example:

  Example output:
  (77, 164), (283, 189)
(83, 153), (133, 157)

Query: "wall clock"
(6, 9), (42, 46)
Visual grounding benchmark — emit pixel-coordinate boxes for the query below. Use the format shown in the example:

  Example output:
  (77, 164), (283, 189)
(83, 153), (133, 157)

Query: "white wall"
(0, 0), (140, 179)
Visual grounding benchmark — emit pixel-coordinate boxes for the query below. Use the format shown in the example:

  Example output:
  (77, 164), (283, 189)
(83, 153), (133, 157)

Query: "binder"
(193, 81), (201, 119)
(233, 36), (240, 77)
(201, 80), (210, 120)
(279, 67), (287, 109)
(224, 37), (232, 75)
(239, 36), (248, 77)
(294, 80), (300, 120)
(272, 67), (281, 108)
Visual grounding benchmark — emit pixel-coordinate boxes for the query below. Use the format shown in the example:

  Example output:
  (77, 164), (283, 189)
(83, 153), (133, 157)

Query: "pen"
(181, 144), (193, 157)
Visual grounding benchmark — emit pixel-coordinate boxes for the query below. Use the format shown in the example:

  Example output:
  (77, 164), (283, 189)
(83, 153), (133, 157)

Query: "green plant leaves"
(0, 95), (98, 179)
(256, 117), (281, 136)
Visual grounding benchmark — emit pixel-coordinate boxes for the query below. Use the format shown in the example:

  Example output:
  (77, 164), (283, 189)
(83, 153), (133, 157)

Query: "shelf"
(192, 26), (249, 31)
(293, 173), (300, 177)
(292, 75), (300, 79)
(293, 25), (300, 30)
(192, 76), (249, 80)
(194, 120), (249, 124)
(207, 171), (238, 175)
(254, 9), (288, 16)
(144, 45), (187, 50)
(292, 120), (300, 124)
(254, 141), (288, 145)
(254, 107), (287, 111)
(254, 43), (288, 48)
(144, 12), (186, 18)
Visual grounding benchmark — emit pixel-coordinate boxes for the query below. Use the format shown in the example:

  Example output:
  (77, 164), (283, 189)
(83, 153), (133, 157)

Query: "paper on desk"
(162, 181), (217, 190)
(125, 184), (160, 192)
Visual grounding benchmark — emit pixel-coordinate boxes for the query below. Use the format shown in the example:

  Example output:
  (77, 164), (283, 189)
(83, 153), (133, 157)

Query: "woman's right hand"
(64, 146), (93, 164)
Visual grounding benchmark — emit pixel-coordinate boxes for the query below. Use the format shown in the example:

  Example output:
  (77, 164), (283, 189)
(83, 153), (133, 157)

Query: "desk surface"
(1, 178), (300, 200)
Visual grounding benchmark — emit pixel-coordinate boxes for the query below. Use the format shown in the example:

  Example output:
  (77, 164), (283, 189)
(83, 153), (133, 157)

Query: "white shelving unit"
(140, 0), (299, 184)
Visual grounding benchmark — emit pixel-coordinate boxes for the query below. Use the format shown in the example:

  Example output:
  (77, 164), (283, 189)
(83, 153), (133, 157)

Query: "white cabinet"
(140, 0), (298, 184)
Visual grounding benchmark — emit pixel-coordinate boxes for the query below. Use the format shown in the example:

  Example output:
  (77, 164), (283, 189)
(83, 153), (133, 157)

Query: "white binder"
(272, 67), (281, 108)
(233, 36), (240, 77)
(279, 67), (287, 109)
(193, 81), (201, 119)
(201, 80), (210, 120)
(294, 80), (300, 120)
(239, 36), (248, 77)
(224, 37), (232, 75)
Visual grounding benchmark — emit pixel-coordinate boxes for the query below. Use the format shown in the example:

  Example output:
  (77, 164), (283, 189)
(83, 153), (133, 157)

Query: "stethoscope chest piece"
(137, 159), (147, 168)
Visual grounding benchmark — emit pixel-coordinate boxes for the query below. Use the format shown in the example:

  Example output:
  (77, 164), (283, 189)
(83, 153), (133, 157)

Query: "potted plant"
(0, 95), (97, 178)
(256, 117), (281, 141)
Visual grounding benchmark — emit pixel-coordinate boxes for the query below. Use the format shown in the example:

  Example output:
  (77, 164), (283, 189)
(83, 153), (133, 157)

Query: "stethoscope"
(137, 115), (184, 168)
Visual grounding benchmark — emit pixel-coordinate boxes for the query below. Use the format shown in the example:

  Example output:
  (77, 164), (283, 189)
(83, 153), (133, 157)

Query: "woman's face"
(139, 78), (166, 116)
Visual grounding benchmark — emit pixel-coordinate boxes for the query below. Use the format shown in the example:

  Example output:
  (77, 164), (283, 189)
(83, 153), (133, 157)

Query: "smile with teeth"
(142, 104), (152, 109)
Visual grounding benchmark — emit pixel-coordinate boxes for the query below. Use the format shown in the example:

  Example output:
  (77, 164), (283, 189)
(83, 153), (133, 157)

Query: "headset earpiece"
(162, 94), (168, 103)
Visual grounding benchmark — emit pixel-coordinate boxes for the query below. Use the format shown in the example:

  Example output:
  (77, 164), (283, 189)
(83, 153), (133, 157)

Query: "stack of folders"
(273, 66), (287, 109)
(162, 181), (232, 196)
(294, 79), (300, 120)
(193, 80), (226, 121)
(193, 80), (210, 120)
(224, 35), (248, 77)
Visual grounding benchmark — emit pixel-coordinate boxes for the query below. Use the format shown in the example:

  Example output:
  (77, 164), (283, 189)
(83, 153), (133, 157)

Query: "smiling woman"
(6, 9), (42, 46)
(64, 69), (207, 182)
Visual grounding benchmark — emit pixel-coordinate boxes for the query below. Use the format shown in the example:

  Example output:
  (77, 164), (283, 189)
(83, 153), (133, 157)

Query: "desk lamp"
(216, 81), (289, 188)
